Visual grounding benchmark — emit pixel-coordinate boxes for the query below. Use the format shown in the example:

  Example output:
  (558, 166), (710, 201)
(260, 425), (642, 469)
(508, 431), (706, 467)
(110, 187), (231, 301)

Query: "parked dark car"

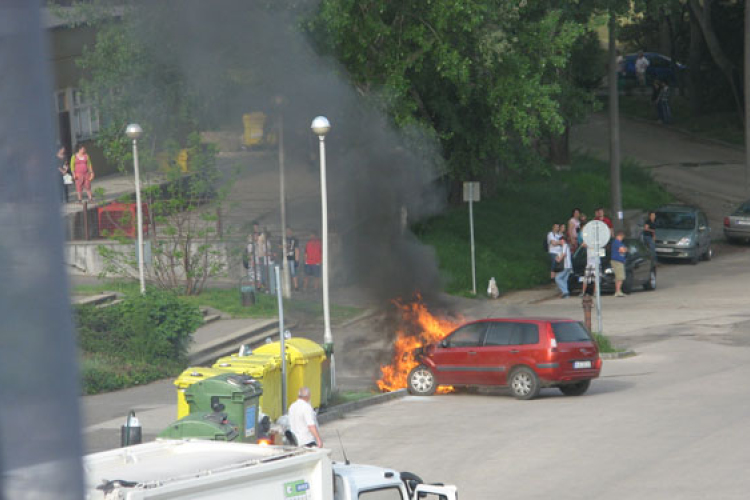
(654, 205), (712, 264)
(622, 52), (686, 86)
(724, 199), (750, 243)
(407, 318), (601, 400)
(568, 238), (657, 294)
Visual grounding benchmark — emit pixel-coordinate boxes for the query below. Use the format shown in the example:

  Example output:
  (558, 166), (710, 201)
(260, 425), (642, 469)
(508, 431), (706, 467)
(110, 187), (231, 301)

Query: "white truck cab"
(333, 462), (457, 500)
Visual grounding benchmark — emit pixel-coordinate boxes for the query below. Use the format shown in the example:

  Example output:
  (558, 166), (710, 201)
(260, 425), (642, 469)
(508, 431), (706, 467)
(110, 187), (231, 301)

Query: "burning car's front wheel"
(408, 365), (437, 396)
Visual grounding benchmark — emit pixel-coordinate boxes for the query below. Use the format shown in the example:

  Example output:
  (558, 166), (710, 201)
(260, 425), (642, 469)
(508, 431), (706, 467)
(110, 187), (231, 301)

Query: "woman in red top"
(70, 144), (95, 203)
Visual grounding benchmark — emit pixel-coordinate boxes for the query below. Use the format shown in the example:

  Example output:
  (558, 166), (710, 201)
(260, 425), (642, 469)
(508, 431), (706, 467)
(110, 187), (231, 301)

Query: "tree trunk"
(659, 13), (672, 56)
(688, 8), (703, 115)
(549, 126), (570, 166)
(689, 0), (744, 124)
(608, 13), (622, 229)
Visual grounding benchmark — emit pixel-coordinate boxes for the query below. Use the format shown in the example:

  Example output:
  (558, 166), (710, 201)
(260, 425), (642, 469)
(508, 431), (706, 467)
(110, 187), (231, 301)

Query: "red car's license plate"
(573, 361), (592, 369)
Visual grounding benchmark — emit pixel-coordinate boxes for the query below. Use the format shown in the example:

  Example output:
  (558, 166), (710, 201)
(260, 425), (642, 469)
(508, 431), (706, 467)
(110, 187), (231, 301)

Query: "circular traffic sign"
(581, 220), (611, 249)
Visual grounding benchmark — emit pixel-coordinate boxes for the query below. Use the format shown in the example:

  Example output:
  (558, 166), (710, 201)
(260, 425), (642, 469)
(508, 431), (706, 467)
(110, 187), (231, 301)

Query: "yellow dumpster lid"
(212, 355), (280, 377)
(253, 338), (326, 364)
(174, 367), (231, 389)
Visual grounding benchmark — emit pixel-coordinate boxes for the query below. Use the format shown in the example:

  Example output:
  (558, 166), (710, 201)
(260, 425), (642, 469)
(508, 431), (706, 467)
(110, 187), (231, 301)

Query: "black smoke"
(131, 1), (448, 305)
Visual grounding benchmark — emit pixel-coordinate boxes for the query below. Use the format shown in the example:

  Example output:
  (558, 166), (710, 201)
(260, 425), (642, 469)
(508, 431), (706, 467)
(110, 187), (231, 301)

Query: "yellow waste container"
(212, 354), (283, 421)
(252, 337), (327, 409)
(242, 112), (267, 148)
(174, 366), (233, 419)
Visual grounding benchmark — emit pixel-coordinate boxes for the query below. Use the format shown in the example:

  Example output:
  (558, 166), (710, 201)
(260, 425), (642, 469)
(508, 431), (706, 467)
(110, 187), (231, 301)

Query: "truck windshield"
(359, 487), (405, 500)
(551, 322), (592, 343)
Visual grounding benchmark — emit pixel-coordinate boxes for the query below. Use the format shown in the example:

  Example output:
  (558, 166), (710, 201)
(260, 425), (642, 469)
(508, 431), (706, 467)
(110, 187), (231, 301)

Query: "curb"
(318, 389), (407, 425)
(601, 349), (637, 360)
(339, 308), (379, 328)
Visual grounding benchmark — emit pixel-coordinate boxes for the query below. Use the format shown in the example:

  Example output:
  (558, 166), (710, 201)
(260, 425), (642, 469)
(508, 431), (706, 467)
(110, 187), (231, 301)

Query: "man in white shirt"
(554, 237), (573, 298)
(547, 223), (562, 280)
(288, 387), (322, 448)
(635, 51), (650, 86)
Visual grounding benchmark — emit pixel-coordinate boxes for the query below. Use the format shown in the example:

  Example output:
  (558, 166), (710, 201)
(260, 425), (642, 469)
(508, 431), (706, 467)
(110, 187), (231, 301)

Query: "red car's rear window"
(551, 322), (592, 343)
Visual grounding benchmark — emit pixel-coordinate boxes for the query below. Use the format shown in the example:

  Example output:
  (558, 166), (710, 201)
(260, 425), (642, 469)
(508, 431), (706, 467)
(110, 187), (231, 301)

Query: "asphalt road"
(321, 332), (750, 499)
(318, 248), (750, 499)
(571, 112), (747, 231)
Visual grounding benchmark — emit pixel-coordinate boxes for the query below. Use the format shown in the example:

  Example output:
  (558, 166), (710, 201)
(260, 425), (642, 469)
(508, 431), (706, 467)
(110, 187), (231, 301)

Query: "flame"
(377, 295), (462, 393)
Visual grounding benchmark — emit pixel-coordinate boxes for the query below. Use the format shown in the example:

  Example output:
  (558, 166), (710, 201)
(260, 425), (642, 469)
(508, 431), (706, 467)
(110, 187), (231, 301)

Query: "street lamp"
(311, 116), (334, 390)
(125, 123), (146, 295)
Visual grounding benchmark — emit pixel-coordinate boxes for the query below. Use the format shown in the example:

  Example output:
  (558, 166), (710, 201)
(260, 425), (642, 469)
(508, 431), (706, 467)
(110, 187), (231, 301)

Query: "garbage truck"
(83, 439), (457, 500)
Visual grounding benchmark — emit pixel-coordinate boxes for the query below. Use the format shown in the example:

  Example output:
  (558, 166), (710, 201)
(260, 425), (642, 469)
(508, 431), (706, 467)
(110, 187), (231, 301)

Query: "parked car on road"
(568, 238), (657, 294)
(723, 199), (750, 243)
(622, 52), (686, 86)
(654, 205), (712, 264)
(407, 318), (602, 400)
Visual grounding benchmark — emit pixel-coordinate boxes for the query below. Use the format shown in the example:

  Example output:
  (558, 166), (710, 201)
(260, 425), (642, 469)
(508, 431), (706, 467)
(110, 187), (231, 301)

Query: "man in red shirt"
(594, 207), (613, 229)
(303, 231), (322, 291)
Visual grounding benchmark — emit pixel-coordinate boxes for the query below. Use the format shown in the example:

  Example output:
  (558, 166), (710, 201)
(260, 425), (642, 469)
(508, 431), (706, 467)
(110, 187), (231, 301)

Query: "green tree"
(309, 0), (596, 193)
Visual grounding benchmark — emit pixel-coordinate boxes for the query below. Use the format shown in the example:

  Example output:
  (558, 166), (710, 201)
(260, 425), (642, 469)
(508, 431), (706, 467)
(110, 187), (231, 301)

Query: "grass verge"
(614, 95), (743, 146)
(414, 155), (673, 295)
(72, 281), (362, 323)
(593, 333), (622, 354)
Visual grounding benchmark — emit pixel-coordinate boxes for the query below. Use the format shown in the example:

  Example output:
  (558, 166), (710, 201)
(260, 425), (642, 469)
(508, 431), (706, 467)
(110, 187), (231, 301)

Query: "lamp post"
(311, 116), (334, 390)
(276, 96), (292, 299)
(125, 123), (146, 294)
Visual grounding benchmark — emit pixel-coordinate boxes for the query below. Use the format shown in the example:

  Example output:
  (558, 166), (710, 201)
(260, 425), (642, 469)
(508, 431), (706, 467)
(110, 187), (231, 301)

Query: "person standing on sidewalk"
(57, 146), (70, 203)
(303, 231), (322, 291)
(547, 223), (562, 280)
(288, 387), (322, 448)
(285, 227), (300, 291)
(70, 144), (95, 204)
(554, 237), (573, 298)
(612, 231), (628, 297)
(568, 208), (581, 252)
(642, 211), (657, 261)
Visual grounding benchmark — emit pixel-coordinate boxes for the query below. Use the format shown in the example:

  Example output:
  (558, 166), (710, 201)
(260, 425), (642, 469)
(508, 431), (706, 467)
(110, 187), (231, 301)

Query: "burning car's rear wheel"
(509, 367), (540, 400)
(408, 365), (437, 396)
(559, 380), (591, 396)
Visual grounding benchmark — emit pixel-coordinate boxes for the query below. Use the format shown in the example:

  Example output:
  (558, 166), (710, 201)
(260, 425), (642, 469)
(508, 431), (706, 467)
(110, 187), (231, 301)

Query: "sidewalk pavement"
(81, 315), (283, 453)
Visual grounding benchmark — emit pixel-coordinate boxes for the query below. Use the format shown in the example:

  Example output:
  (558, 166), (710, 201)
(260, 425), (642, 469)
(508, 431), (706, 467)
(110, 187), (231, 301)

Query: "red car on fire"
(407, 318), (602, 400)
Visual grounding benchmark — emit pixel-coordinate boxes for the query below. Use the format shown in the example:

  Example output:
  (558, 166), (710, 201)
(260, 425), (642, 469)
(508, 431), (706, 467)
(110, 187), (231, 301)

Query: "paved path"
(571, 112), (747, 231)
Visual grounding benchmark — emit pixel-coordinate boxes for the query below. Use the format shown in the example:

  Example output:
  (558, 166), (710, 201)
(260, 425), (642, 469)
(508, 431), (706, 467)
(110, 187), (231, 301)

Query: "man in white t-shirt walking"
(635, 51), (650, 86)
(288, 387), (322, 448)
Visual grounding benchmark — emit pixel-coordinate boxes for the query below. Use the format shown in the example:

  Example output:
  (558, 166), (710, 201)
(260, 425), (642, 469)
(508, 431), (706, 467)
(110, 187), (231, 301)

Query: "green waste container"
(184, 373), (262, 442)
(213, 354), (283, 421)
(157, 411), (239, 442)
(253, 337), (327, 409)
(174, 366), (234, 420)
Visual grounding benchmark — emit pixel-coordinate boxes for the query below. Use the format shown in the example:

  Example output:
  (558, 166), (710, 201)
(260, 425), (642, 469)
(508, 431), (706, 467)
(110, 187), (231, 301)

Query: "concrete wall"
(64, 240), (233, 279)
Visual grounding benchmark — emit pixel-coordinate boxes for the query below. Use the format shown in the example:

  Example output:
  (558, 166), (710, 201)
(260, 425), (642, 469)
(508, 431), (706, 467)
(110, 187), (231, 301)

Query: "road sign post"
(463, 182), (480, 295)
(581, 221), (611, 333)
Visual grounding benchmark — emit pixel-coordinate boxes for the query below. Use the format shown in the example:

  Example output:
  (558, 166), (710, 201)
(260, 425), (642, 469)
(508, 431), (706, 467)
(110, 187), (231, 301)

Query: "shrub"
(75, 289), (203, 394)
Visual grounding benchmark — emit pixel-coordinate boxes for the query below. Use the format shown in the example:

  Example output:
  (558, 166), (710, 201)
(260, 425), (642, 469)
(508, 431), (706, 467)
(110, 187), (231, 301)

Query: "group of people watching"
(546, 207), (616, 298)
(244, 222), (323, 294)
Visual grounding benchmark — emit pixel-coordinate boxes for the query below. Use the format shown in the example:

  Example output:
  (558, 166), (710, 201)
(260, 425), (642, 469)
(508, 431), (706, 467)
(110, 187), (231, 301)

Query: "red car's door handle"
(468, 351), (477, 355)
(510, 349), (520, 354)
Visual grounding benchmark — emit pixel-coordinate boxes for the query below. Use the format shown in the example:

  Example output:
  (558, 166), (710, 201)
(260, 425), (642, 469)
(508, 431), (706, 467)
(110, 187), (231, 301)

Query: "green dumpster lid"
(187, 373), (263, 397)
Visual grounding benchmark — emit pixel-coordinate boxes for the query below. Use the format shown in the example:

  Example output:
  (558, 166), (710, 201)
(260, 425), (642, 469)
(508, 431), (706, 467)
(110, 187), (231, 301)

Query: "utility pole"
(608, 12), (623, 230)
(277, 100), (292, 299)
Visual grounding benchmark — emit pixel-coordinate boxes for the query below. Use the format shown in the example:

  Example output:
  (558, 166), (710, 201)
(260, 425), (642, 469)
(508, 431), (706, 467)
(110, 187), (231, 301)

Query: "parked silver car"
(654, 205), (712, 264)
(723, 200), (750, 243)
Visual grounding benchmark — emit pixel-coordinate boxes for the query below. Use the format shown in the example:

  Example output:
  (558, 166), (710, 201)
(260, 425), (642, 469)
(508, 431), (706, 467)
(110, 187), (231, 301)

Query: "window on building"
(72, 90), (100, 140)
